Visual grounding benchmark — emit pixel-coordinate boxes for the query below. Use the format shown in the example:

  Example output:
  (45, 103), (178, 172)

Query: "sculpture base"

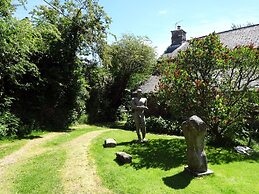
(184, 166), (214, 177)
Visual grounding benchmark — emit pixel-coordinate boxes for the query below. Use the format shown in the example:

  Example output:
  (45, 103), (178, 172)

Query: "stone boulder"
(116, 152), (132, 164)
(103, 138), (117, 148)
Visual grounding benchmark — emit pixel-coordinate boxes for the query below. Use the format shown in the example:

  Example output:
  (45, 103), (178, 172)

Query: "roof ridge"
(217, 23), (259, 35)
(194, 23), (259, 40)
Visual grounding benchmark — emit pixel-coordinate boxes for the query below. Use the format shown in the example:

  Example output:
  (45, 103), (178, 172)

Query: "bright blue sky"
(15, 0), (259, 55)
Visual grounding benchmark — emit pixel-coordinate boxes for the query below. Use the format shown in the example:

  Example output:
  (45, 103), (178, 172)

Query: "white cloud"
(158, 10), (168, 15)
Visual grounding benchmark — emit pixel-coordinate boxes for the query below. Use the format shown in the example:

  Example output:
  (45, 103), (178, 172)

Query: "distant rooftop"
(141, 24), (259, 93)
(164, 24), (259, 59)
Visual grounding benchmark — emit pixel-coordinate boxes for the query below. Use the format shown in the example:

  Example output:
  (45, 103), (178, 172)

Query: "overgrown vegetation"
(158, 33), (259, 145)
(87, 34), (156, 123)
(0, 0), (111, 137)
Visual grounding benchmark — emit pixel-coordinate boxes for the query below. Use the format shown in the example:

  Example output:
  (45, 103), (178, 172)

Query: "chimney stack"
(171, 26), (186, 45)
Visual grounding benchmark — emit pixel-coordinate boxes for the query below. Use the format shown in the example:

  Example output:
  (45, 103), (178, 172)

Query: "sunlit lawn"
(1, 125), (259, 194)
(91, 129), (259, 194)
(0, 125), (105, 194)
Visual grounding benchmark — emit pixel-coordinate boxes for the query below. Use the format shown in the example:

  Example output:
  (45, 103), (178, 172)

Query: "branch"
(43, 0), (65, 16)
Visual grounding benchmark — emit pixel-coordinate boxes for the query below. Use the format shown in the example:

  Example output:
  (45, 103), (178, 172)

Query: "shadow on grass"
(17, 135), (43, 140)
(123, 139), (187, 170)
(163, 171), (193, 189)
(117, 138), (259, 171)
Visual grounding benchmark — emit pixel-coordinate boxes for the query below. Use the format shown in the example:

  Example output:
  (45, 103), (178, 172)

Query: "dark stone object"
(182, 115), (213, 175)
(104, 138), (117, 148)
(116, 152), (132, 164)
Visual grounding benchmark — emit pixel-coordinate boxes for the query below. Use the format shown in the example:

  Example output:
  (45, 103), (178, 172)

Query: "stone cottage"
(140, 24), (259, 94)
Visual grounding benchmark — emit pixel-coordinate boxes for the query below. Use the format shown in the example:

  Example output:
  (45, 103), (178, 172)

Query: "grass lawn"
(90, 129), (259, 194)
(0, 130), (48, 159)
(1, 125), (106, 194)
(12, 149), (66, 194)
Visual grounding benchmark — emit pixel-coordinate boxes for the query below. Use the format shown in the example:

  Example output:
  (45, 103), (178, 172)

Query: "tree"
(158, 33), (259, 145)
(87, 34), (157, 123)
(14, 0), (111, 129)
(0, 1), (42, 137)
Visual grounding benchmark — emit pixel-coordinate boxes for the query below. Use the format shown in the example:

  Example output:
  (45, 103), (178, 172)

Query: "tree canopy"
(0, 0), (111, 137)
(87, 34), (157, 123)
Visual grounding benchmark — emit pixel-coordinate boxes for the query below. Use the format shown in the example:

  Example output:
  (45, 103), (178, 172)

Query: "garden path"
(61, 129), (114, 194)
(0, 128), (114, 193)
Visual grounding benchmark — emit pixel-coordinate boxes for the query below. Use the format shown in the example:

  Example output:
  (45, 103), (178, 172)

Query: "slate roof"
(164, 24), (259, 59)
(139, 75), (160, 93)
(141, 24), (259, 93)
(218, 24), (259, 49)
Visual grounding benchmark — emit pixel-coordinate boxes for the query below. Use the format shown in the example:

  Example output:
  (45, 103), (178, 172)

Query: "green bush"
(0, 111), (20, 138)
(124, 115), (182, 136)
(76, 114), (89, 124)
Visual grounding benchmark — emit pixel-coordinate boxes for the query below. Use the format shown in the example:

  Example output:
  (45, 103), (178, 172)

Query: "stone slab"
(116, 152), (132, 164)
(184, 166), (214, 177)
(103, 138), (117, 148)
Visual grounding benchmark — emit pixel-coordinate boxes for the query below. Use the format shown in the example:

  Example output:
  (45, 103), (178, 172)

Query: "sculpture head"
(136, 88), (142, 98)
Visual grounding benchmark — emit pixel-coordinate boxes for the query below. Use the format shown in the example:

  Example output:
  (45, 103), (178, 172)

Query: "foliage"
(0, 15), (41, 136)
(0, 0), (111, 136)
(17, 0), (110, 129)
(158, 33), (259, 145)
(0, 110), (21, 138)
(125, 115), (182, 136)
(87, 34), (157, 123)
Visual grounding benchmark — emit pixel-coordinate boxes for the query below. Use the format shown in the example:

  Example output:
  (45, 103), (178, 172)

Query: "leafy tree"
(14, 0), (111, 129)
(0, 1), (41, 137)
(1, 0), (111, 135)
(87, 34), (157, 123)
(158, 33), (259, 145)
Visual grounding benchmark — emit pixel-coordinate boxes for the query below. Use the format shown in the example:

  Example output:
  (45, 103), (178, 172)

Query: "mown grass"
(91, 129), (259, 194)
(0, 130), (47, 159)
(7, 125), (106, 194)
(43, 124), (104, 147)
(12, 149), (66, 194)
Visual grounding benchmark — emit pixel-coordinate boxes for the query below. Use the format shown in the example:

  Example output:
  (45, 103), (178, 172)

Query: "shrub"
(0, 111), (20, 138)
(124, 115), (182, 136)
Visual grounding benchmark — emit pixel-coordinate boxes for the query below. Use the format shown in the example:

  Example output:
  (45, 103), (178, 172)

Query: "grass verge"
(12, 149), (66, 194)
(5, 125), (106, 194)
(43, 124), (104, 147)
(91, 130), (259, 194)
(0, 130), (47, 159)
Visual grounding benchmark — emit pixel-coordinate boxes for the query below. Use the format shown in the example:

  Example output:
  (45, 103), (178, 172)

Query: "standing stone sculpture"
(182, 115), (213, 176)
(131, 89), (148, 142)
